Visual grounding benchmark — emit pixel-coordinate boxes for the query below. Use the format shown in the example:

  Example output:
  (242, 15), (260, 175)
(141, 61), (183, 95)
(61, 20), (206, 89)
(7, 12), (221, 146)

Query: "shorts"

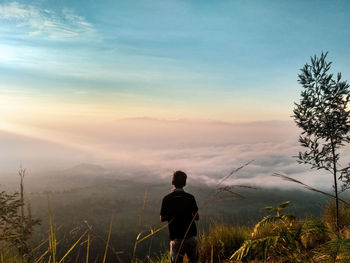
(170, 236), (198, 263)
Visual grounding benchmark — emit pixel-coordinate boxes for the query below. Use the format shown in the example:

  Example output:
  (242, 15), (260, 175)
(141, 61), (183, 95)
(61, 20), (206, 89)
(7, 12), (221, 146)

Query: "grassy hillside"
(13, 174), (330, 262)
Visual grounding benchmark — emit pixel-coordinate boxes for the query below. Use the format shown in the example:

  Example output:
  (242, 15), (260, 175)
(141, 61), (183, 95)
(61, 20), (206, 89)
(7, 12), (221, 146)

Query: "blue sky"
(1, 0), (350, 123)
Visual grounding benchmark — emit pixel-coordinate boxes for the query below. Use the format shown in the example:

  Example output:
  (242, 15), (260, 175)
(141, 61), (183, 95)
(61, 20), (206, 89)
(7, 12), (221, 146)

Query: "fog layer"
(0, 118), (337, 189)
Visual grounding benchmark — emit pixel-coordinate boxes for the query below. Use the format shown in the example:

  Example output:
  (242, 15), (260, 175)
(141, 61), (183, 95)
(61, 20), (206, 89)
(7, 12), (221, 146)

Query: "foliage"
(314, 238), (350, 263)
(230, 201), (329, 263)
(322, 201), (350, 237)
(293, 52), (350, 231)
(1, 175), (346, 262)
(2, 188), (350, 263)
(147, 251), (170, 263)
(198, 224), (248, 262)
(26, 179), (325, 261)
(0, 190), (39, 261)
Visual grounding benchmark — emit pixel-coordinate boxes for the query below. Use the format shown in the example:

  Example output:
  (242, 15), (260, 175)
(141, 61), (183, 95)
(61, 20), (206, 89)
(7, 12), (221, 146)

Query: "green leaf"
(252, 215), (280, 237)
(277, 201), (290, 210)
(263, 206), (275, 211)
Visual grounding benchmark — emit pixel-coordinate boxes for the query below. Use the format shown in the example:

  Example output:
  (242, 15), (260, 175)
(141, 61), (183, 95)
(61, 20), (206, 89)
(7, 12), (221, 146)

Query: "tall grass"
(4, 203), (350, 263)
(103, 214), (114, 263)
(47, 197), (56, 263)
(86, 232), (90, 263)
(198, 224), (248, 262)
(322, 200), (350, 236)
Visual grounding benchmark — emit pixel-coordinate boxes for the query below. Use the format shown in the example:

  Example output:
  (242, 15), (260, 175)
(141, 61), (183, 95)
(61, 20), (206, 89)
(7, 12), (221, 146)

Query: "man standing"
(160, 171), (199, 263)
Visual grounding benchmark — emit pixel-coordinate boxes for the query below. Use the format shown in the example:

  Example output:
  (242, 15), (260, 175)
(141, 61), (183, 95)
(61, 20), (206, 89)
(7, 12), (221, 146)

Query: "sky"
(1, 0), (350, 187)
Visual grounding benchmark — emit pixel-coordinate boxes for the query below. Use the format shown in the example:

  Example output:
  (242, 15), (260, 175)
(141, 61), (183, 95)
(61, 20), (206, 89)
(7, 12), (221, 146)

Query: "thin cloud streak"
(0, 2), (96, 39)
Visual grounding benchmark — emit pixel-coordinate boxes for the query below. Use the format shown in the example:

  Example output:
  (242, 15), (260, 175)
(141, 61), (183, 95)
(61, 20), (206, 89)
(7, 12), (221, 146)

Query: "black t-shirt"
(160, 189), (198, 240)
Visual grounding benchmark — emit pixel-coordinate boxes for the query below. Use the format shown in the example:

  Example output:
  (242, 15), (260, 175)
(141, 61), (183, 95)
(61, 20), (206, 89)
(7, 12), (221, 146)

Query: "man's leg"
(170, 239), (184, 263)
(183, 237), (198, 263)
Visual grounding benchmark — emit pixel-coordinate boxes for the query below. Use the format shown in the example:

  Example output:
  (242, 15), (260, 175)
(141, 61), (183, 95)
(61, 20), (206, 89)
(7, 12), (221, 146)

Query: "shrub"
(322, 201), (350, 237)
(0, 190), (39, 262)
(231, 202), (329, 263)
(199, 224), (248, 262)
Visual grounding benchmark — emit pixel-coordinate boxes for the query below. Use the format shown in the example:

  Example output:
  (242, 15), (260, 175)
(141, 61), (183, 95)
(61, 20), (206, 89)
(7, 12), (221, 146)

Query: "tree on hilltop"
(293, 52), (350, 233)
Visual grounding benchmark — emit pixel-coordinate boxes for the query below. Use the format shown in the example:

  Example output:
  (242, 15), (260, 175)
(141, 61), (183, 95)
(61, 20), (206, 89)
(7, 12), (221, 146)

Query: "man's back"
(161, 170), (199, 263)
(161, 189), (198, 240)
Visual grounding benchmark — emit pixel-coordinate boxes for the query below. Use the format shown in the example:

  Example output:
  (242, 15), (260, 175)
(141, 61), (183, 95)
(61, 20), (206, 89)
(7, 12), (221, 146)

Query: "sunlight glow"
(0, 45), (17, 62)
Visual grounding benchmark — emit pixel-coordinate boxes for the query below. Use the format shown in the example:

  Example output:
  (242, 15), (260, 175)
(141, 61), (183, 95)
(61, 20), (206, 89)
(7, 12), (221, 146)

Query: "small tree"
(0, 167), (39, 262)
(293, 52), (350, 233)
(0, 190), (38, 261)
(19, 166), (25, 222)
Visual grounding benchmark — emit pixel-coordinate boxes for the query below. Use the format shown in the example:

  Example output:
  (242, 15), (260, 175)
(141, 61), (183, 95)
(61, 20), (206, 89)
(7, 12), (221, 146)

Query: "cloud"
(132, 139), (332, 190)
(90, 119), (332, 189)
(0, 2), (95, 39)
(0, 118), (338, 190)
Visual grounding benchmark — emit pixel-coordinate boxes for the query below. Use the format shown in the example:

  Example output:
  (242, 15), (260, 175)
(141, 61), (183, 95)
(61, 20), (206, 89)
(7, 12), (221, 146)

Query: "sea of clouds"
(0, 118), (340, 189)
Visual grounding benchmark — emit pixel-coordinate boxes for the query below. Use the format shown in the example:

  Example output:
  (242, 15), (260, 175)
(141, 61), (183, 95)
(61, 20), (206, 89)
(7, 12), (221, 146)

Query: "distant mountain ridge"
(62, 163), (107, 175)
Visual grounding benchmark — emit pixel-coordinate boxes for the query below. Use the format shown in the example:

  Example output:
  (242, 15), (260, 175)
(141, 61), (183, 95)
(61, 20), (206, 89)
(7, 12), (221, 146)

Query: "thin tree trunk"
(331, 142), (339, 234)
(18, 168), (25, 223)
(20, 176), (24, 220)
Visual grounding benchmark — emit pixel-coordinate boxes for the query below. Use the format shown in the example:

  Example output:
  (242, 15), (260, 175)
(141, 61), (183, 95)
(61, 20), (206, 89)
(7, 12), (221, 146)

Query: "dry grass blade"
(102, 214), (114, 263)
(215, 160), (254, 188)
(139, 189), (148, 230)
(147, 228), (154, 261)
(58, 230), (88, 263)
(34, 249), (49, 263)
(132, 237), (139, 262)
(272, 173), (350, 207)
(203, 185), (254, 205)
(47, 196), (56, 263)
(216, 187), (245, 198)
(32, 238), (49, 253)
(132, 231), (143, 262)
(132, 222), (171, 262)
(1, 234), (22, 239)
(136, 223), (170, 244)
(87, 227), (122, 263)
(86, 232), (90, 263)
(229, 184), (258, 189)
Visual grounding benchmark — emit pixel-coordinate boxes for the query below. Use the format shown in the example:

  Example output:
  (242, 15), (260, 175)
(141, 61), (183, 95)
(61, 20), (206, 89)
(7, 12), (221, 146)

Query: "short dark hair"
(172, 170), (187, 188)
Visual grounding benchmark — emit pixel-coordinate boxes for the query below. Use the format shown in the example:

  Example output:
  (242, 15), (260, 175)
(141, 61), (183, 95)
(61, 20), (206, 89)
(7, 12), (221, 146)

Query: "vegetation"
(0, 190), (39, 262)
(231, 201), (325, 262)
(198, 224), (248, 262)
(293, 52), (350, 232)
(0, 172), (340, 263)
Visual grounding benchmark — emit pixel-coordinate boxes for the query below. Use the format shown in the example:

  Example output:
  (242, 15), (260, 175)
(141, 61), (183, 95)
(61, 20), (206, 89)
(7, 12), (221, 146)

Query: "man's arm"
(160, 197), (169, 222)
(192, 196), (199, 221)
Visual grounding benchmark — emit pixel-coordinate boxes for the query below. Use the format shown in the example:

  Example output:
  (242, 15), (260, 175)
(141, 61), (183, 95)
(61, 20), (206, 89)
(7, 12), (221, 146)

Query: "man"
(160, 170), (199, 263)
